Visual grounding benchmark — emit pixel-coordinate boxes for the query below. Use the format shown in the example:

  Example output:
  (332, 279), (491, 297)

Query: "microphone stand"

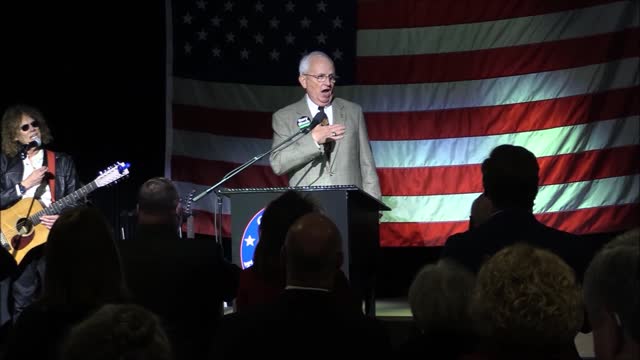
(192, 122), (316, 244)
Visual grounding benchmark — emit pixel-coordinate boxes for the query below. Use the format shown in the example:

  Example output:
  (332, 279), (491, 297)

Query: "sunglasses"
(20, 120), (40, 132)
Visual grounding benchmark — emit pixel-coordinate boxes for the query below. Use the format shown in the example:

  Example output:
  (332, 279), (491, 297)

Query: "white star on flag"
(317, 1), (328, 12)
(224, 1), (233, 11)
(269, 49), (280, 60)
(285, 1), (295, 12)
(254, 1), (264, 12)
(239, 17), (248, 28)
(183, 13), (192, 24)
(269, 17), (280, 29)
(316, 33), (327, 44)
(210, 16), (221, 27)
(285, 33), (295, 45)
(240, 49), (250, 60)
(300, 17), (311, 28)
(197, 29), (208, 40)
(196, 0), (207, 10)
(254, 33), (264, 44)
(332, 16), (342, 29)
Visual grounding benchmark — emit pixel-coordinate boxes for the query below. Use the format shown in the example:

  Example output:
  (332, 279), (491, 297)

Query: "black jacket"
(0, 150), (80, 210)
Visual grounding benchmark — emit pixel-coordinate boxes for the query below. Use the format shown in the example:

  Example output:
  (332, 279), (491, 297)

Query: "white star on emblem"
(269, 49), (280, 60)
(211, 16), (221, 27)
(239, 17), (248, 28)
(224, 1), (233, 11)
(226, 32), (235, 43)
(254, 33), (264, 44)
(240, 49), (250, 60)
(196, 0), (208, 10)
(317, 1), (328, 12)
(244, 235), (256, 246)
(197, 29), (208, 40)
(300, 17), (311, 29)
(285, 1), (295, 12)
(333, 48), (343, 60)
(183, 13), (193, 24)
(332, 16), (342, 29)
(316, 33), (327, 44)
(184, 42), (192, 54)
(212, 48), (221, 57)
(269, 17), (280, 29)
(285, 32), (295, 45)
(255, 1), (264, 12)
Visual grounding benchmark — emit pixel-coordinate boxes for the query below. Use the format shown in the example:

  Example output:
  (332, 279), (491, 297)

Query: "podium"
(219, 185), (390, 316)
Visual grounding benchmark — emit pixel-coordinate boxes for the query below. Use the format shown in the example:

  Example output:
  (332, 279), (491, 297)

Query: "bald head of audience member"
(283, 213), (343, 289)
(136, 177), (181, 227)
(583, 228), (639, 360)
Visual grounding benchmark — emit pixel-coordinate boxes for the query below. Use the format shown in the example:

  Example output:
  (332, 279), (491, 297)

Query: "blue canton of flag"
(172, 0), (357, 85)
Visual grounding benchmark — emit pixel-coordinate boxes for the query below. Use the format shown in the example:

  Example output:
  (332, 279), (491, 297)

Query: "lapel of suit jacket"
(329, 98), (344, 170)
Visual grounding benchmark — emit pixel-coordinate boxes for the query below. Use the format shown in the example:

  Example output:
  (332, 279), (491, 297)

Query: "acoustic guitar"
(0, 162), (130, 264)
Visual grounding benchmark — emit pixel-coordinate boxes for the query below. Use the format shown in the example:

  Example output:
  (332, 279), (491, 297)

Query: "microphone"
(27, 136), (41, 148)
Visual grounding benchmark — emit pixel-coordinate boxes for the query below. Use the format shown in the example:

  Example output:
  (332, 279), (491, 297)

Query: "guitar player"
(0, 104), (82, 343)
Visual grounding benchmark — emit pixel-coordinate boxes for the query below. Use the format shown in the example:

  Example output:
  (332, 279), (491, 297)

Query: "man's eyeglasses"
(20, 120), (40, 132)
(303, 73), (338, 83)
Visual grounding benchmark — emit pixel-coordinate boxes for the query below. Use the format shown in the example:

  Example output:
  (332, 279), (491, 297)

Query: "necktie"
(318, 106), (329, 126)
(318, 106), (333, 160)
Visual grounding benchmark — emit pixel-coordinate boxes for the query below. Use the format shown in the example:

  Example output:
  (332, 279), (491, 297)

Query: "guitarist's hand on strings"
(40, 215), (59, 229)
(21, 166), (48, 191)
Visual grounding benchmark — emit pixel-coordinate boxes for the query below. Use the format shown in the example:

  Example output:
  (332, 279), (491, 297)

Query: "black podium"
(219, 185), (390, 316)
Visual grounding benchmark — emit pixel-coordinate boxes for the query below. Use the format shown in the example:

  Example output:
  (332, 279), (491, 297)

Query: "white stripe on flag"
(357, 1), (638, 56)
(173, 116), (639, 168)
(381, 175), (640, 223)
(173, 58), (639, 113)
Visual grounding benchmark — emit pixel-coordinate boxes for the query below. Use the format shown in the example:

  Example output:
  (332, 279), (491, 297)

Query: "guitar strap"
(46, 150), (56, 202)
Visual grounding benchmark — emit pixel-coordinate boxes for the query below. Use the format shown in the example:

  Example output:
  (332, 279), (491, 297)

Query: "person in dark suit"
(213, 212), (391, 359)
(117, 177), (240, 360)
(441, 144), (602, 282)
(269, 51), (381, 199)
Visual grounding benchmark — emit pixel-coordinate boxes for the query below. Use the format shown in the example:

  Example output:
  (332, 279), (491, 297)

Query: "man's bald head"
(284, 213), (343, 287)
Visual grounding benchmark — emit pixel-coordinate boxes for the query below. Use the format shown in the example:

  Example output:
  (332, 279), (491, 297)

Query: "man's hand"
(40, 214), (59, 229)
(22, 166), (48, 190)
(311, 124), (346, 144)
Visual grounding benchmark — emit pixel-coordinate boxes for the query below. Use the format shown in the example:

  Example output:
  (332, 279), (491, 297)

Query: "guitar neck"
(186, 215), (194, 239)
(28, 181), (98, 224)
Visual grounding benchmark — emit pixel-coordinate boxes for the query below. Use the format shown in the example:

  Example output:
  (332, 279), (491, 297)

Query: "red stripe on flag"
(379, 146), (640, 196)
(358, 0), (618, 29)
(380, 204), (639, 246)
(183, 210), (231, 238)
(173, 105), (273, 139)
(173, 87), (639, 141)
(367, 87), (639, 140)
(171, 156), (288, 188)
(357, 29), (640, 84)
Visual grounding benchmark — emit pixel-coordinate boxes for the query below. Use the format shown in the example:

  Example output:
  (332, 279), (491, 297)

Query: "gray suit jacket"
(269, 96), (381, 199)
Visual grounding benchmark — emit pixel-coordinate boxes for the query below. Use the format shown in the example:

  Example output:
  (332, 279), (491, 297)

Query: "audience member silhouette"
(62, 303), (172, 360)
(470, 243), (583, 359)
(117, 176), (239, 360)
(396, 259), (477, 358)
(441, 144), (602, 282)
(4, 205), (128, 360)
(235, 190), (319, 310)
(469, 193), (494, 229)
(235, 190), (359, 313)
(214, 213), (391, 359)
(583, 227), (639, 360)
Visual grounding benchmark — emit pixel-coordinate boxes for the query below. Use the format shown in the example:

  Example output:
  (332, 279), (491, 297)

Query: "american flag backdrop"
(167, 0), (639, 246)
